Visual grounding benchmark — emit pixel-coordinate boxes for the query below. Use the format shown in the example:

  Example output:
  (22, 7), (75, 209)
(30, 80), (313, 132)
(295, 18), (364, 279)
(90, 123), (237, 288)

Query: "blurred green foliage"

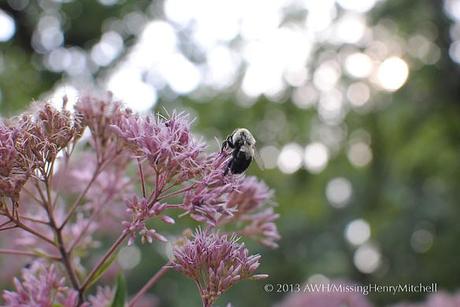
(1, 0), (460, 306)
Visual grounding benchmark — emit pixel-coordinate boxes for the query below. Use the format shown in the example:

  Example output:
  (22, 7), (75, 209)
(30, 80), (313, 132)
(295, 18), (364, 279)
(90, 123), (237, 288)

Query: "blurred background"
(1, 0), (460, 306)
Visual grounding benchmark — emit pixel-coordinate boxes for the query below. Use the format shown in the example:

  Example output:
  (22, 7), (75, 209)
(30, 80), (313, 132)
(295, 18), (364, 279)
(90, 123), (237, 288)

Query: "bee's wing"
(252, 145), (265, 170)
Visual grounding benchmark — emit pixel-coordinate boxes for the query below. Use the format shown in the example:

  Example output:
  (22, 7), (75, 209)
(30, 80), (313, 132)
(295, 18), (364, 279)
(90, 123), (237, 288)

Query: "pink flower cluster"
(0, 101), (83, 201)
(29, 102), (83, 162)
(111, 110), (205, 183)
(171, 229), (268, 307)
(182, 152), (243, 225)
(0, 123), (28, 200)
(85, 286), (114, 307)
(0, 123), (18, 177)
(74, 94), (126, 163)
(122, 196), (172, 245)
(2, 261), (79, 307)
(109, 103), (280, 249)
(2, 259), (123, 307)
(223, 176), (280, 248)
(0, 93), (280, 307)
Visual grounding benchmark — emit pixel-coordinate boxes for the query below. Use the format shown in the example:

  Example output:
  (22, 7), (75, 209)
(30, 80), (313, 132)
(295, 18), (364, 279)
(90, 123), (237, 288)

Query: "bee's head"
(232, 128), (256, 146)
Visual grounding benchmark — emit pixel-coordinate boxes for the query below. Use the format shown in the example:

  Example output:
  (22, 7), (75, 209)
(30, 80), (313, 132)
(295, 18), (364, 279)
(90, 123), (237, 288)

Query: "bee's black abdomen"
(229, 152), (252, 174)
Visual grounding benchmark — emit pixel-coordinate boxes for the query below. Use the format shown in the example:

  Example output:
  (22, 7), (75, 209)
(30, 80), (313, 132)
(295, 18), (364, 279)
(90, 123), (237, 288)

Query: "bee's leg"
(220, 141), (228, 152)
(227, 136), (235, 148)
(221, 135), (234, 151)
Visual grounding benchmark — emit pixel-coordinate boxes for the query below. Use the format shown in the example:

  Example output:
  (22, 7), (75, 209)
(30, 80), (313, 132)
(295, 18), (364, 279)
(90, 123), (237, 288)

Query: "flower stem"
(128, 261), (171, 307)
(19, 215), (49, 224)
(0, 224), (16, 231)
(156, 184), (195, 201)
(80, 232), (128, 293)
(59, 165), (101, 229)
(201, 295), (214, 307)
(2, 205), (55, 246)
(137, 158), (147, 198)
(0, 248), (60, 260)
(67, 197), (108, 253)
(43, 177), (82, 301)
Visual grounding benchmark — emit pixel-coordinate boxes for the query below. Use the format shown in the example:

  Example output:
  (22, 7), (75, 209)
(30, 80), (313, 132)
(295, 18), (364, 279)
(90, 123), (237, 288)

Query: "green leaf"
(86, 251), (118, 290)
(111, 273), (127, 307)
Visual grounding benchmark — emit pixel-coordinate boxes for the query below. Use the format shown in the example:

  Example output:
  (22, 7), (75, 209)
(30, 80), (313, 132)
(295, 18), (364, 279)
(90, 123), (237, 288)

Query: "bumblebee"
(221, 128), (264, 175)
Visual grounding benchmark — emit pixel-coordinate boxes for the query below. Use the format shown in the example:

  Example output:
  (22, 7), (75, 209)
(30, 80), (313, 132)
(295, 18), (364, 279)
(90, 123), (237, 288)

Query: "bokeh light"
(333, 13), (367, 44)
(326, 177), (352, 208)
(260, 145), (280, 170)
(347, 82), (371, 107)
(304, 142), (329, 173)
(376, 57), (409, 91)
(0, 10), (15, 42)
(347, 141), (373, 167)
(344, 53), (373, 79)
(336, 0), (378, 13)
(292, 85), (318, 109)
(278, 143), (303, 174)
(118, 245), (142, 270)
(353, 243), (381, 274)
(411, 229), (434, 254)
(91, 32), (124, 67)
(345, 219), (371, 246)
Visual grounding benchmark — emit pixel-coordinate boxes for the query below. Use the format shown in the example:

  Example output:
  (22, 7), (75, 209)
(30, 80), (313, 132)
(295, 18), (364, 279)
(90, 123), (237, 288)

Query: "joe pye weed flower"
(0, 93), (280, 307)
